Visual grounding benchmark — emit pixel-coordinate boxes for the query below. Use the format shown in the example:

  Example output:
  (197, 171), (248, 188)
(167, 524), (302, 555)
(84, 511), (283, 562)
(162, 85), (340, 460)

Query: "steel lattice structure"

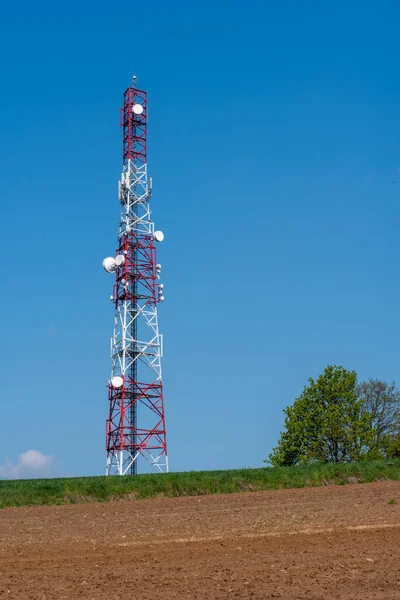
(103, 78), (168, 476)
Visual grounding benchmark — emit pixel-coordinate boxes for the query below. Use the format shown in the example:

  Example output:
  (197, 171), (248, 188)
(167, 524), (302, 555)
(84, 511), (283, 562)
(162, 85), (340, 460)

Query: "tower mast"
(103, 77), (168, 475)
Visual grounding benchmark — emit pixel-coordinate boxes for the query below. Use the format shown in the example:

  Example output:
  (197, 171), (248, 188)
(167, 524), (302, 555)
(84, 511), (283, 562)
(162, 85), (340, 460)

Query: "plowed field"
(0, 481), (399, 599)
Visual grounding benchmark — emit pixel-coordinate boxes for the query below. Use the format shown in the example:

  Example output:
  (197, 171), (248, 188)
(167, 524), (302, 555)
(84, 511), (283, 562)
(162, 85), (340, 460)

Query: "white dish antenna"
(103, 257), (116, 273)
(154, 230), (164, 242)
(132, 103), (144, 115)
(103, 255), (125, 273)
(110, 376), (123, 388)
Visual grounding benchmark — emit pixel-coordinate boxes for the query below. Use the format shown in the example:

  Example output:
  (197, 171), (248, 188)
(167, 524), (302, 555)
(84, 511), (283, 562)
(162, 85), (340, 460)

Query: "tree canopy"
(357, 379), (400, 459)
(268, 365), (400, 466)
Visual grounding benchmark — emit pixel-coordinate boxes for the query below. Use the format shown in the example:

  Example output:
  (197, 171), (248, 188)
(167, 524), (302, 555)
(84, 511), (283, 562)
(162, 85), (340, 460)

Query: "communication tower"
(102, 77), (168, 475)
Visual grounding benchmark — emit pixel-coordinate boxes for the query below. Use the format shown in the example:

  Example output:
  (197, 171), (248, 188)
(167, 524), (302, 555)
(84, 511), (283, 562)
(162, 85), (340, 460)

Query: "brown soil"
(0, 482), (399, 599)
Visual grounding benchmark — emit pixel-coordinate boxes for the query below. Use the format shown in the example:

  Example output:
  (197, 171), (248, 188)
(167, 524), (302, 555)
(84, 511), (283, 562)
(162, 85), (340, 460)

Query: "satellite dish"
(154, 230), (164, 242)
(132, 104), (144, 115)
(103, 257), (116, 273)
(115, 255), (125, 267)
(111, 376), (123, 388)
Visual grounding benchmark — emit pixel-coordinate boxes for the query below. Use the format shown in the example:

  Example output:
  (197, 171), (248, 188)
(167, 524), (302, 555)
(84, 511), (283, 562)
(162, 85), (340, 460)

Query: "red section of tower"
(105, 82), (168, 475)
(121, 87), (147, 164)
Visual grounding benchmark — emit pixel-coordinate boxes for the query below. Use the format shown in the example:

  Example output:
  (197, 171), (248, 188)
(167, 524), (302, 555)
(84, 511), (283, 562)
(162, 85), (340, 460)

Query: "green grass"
(0, 459), (399, 509)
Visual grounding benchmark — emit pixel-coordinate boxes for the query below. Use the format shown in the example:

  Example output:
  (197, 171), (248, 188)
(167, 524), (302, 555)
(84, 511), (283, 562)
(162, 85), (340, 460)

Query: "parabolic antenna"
(111, 376), (123, 388)
(132, 103), (144, 115)
(115, 255), (125, 267)
(103, 257), (116, 273)
(154, 230), (164, 242)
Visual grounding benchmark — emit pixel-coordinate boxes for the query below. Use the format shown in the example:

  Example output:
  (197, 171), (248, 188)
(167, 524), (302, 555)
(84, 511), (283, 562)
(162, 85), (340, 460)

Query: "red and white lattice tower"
(102, 76), (168, 475)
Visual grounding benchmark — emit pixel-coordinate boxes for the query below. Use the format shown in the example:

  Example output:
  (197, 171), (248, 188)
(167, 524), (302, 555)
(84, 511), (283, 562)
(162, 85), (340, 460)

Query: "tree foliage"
(268, 366), (400, 466)
(357, 379), (400, 458)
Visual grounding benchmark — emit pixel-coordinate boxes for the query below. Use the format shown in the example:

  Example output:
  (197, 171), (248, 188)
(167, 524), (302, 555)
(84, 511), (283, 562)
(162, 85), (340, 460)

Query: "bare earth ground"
(0, 482), (399, 599)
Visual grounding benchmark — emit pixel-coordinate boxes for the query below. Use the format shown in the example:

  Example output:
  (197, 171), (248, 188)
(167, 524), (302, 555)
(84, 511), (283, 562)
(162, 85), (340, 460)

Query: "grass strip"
(0, 459), (399, 509)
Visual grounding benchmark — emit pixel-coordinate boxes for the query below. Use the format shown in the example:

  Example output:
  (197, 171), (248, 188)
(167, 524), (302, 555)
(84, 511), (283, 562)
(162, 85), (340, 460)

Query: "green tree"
(269, 365), (367, 466)
(357, 379), (400, 458)
(387, 434), (400, 458)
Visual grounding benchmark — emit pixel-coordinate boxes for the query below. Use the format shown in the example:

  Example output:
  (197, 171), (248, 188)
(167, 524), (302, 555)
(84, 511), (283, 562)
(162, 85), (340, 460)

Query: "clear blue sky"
(0, 1), (399, 477)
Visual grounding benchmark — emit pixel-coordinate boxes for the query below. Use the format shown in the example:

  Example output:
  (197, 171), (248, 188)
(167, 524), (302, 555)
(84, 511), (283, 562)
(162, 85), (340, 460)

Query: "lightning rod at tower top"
(102, 76), (168, 476)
